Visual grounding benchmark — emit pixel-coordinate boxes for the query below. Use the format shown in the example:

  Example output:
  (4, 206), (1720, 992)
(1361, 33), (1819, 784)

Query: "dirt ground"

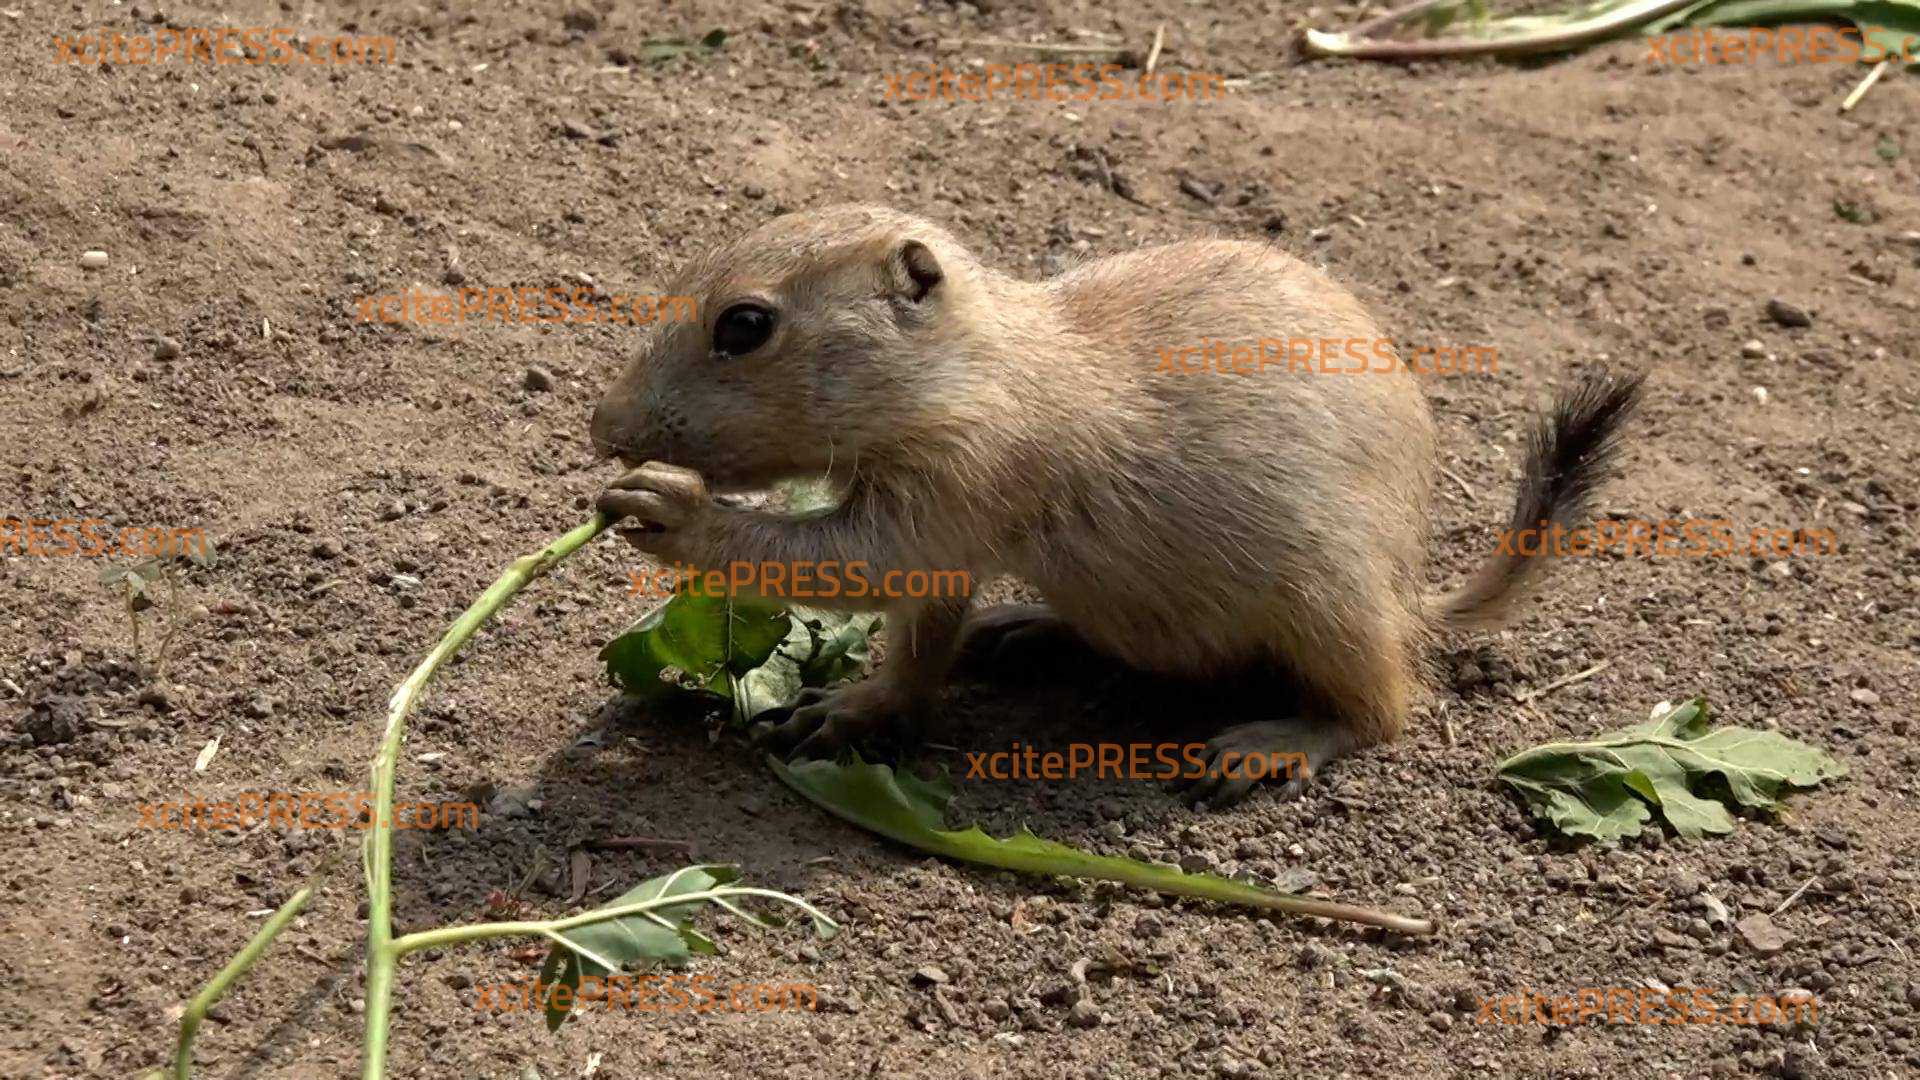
(3, 1), (1918, 1077)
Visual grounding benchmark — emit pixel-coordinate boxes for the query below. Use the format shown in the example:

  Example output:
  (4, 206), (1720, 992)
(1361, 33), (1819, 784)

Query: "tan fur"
(590, 205), (1618, 776)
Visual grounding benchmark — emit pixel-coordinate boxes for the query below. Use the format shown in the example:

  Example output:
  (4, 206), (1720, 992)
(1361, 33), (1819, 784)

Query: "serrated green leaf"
(767, 754), (1356, 913)
(600, 591), (789, 697)
(1497, 697), (1846, 841)
(538, 865), (729, 1032)
(605, 585), (881, 723)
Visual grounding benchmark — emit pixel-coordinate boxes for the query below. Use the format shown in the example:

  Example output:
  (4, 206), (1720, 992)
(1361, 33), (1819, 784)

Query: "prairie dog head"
(589, 205), (986, 491)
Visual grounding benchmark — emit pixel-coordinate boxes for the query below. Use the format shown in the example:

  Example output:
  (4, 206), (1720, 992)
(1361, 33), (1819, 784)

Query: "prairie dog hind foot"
(1173, 718), (1359, 809)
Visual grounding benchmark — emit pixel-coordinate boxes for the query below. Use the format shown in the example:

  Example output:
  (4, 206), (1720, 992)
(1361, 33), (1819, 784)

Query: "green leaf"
(1496, 698), (1846, 840)
(183, 535), (218, 568)
(635, 29), (729, 63)
(1644, 0), (1920, 64)
(600, 591), (790, 697)
(537, 866), (727, 1031)
(537, 864), (834, 1031)
(767, 754), (1431, 933)
(1834, 198), (1875, 224)
(731, 609), (882, 723)
(602, 554), (882, 725)
(793, 608), (882, 685)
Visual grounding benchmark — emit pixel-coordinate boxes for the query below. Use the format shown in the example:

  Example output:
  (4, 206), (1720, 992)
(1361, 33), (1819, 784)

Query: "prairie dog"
(589, 205), (1643, 805)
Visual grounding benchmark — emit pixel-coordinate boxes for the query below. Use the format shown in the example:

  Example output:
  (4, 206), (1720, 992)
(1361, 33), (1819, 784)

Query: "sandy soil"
(2, 1), (1917, 1078)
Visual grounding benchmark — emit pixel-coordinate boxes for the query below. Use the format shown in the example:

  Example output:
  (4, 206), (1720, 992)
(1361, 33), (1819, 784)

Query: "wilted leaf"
(1496, 697), (1846, 840)
(600, 591), (789, 698)
(536, 866), (725, 1031)
(767, 754), (1425, 926)
(537, 864), (835, 1030)
(603, 592), (880, 723)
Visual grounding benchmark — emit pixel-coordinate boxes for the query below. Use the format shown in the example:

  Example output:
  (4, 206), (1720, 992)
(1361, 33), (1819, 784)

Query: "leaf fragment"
(1496, 697), (1846, 840)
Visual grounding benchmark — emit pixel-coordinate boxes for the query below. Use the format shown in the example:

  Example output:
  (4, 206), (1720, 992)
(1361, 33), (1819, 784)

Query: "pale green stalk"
(169, 883), (314, 1080)
(360, 515), (611, 1080)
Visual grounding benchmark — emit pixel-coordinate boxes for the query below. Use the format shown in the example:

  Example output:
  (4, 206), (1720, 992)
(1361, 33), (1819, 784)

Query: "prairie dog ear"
(885, 239), (943, 303)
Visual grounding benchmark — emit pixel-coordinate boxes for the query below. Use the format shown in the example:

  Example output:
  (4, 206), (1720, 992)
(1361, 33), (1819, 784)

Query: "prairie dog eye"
(713, 303), (776, 356)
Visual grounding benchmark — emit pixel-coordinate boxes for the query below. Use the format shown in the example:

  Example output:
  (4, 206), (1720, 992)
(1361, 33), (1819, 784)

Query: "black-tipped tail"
(1436, 367), (1646, 631)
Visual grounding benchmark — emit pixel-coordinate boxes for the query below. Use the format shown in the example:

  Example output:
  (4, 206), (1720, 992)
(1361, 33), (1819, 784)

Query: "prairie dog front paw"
(596, 462), (712, 557)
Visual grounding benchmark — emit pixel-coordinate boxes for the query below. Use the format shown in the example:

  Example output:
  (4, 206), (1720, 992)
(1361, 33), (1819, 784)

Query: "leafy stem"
(358, 514), (612, 1079)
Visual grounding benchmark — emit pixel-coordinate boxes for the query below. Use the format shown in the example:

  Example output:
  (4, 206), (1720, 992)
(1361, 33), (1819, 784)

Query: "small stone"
(1653, 928), (1696, 950)
(1740, 340), (1766, 359)
(1700, 893), (1731, 927)
(379, 500), (406, 521)
(1752, 386), (1770, 405)
(1736, 912), (1790, 955)
(1765, 298), (1812, 328)
(152, 336), (181, 360)
(911, 964), (949, 986)
(80, 250), (109, 270)
(743, 183), (766, 200)
(1666, 870), (1704, 897)
(244, 696), (274, 719)
(561, 7), (599, 32)
(311, 538), (343, 559)
(982, 998), (1011, 1021)
(1067, 999), (1101, 1028)
(136, 687), (174, 712)
(1427, 1010), (1454, 1031)
(523, 365), (555, 392)
(1766, 560), (1793, 580)
(1849, 688), (1880, 706)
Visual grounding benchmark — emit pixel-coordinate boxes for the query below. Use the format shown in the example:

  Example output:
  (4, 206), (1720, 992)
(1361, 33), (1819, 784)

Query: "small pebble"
(523, 365), (555, 393)
(80, 250), (109, 270)
(1765, 298), (1811, 328)
(152, 336), (181, 360)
